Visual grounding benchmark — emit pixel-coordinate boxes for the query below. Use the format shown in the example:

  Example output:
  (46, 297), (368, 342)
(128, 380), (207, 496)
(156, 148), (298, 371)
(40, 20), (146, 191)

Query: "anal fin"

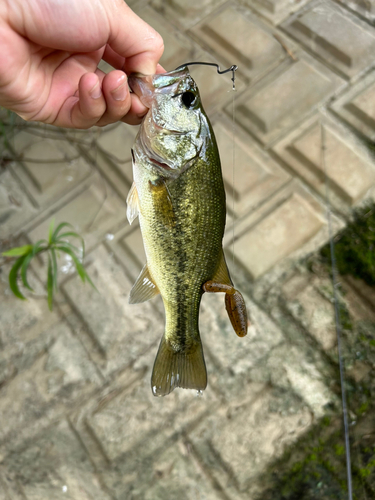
(129, 263), (160, 304)
(151, 337), (207, 397)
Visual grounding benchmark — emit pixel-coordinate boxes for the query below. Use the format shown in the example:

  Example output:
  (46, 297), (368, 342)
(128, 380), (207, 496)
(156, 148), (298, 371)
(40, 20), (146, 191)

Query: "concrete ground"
(1, 0), (375, 498)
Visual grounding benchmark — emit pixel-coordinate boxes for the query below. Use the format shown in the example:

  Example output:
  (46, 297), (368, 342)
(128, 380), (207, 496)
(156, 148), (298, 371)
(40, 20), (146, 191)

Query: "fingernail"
(90, 82), (102, 99)
(112, 77), (128, 101)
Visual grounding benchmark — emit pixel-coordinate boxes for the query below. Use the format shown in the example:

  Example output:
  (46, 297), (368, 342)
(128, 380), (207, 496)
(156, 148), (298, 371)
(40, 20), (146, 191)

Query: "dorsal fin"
(126, 181), (140, 225)
(129, 264), (160, 304)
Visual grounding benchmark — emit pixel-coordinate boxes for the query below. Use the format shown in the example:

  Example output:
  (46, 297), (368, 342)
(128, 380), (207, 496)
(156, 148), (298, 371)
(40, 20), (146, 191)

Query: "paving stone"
(62, 244), (163, 378)
(28, 172), (126, 251)
(331, 69), (375, 140)
(96, 123), (137, 166)
(0, 259), (62, 386)
(242, 0), (311, 25)
(132, 441), (222, 500)
(0, 169), (37, 239)
(133, 5), (200, 71)
(232, 54), (345, 146)
(93, 123), (136, 202)
(0, 320), (101, 452)
(281, 272), (337, 351)
(3, 419), (111, 500)
(10, 129), (92, 208)
(85, 373), (217, 465)
(282, 1), (375, 80)
(273, 111), (375, 211)
(151, 0), (227, 30)
(187, 54), (246, 115)
(199, 291), (284, 398)
(190, 4), (287, 83)
(105, 224), (149, 287)
(213, 115), (290, 220)
(189, 384), (312, 495)
(224, 180), (328, 279)
(0, 466), (23, 499)
(335, 0), (375, 22)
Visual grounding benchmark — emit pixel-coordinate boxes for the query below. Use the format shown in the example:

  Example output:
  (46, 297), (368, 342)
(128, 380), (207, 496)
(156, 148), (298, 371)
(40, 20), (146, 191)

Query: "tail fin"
(151, 336), (207, 397)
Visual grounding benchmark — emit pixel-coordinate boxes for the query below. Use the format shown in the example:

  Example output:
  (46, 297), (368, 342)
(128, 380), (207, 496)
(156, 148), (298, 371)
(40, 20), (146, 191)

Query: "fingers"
(65, 72), (106, 128)
(108, 3), (164, 76)
(54, 69), (147, 128)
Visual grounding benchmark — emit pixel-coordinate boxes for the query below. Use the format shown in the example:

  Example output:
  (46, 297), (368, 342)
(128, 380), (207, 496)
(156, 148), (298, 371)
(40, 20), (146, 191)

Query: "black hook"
(175, 62), (238, 90)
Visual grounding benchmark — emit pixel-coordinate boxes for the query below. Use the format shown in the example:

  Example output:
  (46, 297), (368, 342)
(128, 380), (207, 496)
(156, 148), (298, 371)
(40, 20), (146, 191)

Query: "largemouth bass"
(127, 67), (247, 397)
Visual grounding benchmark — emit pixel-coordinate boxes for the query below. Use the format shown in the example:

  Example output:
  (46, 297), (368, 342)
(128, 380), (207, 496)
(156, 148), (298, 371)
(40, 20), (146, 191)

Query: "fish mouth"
(128, 68), (190, 108)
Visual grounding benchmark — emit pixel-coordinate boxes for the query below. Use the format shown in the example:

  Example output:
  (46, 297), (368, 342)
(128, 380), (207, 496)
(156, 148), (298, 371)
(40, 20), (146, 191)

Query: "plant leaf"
(52, 240), (80, 254)
(20, 251), (35, 291)
(32, 239), (48, 257)
(48, 219), (55, 245)
(56, 244), (96, 291)
(2, 245), (33, 257)
(52, 222), (73, 242)
(55, 231), (85, 257)
(47, 254), (54, 311)
(50, 248), (58, 291)
(81, 267), (98, 291)
(9, 256), (27, 300)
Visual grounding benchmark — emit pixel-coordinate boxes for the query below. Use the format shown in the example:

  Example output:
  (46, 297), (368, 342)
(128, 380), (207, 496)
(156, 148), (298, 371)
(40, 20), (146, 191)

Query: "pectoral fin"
(126, 181), (140, 225)
(203, 250), (248, 337)
(129, 263), (160, 304)
(149, 179), (175, 228)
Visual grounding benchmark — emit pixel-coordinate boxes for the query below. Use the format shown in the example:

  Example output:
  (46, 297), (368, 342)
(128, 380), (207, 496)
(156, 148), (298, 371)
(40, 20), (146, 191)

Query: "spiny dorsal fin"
(129, 263), (160, 304)
(126, 181), (140, 225)
(151, 336), (207, 397)
(212, 249), (233, 286)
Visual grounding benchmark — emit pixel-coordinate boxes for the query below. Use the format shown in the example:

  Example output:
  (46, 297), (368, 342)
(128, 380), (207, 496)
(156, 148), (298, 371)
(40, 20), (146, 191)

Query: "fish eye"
(181, 91), (196, 108)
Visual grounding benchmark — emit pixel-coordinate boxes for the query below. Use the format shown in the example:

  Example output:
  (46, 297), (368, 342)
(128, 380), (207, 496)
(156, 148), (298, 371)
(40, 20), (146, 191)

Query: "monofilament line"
(232, 86), (236, 269)
(321, 121), (353, 500)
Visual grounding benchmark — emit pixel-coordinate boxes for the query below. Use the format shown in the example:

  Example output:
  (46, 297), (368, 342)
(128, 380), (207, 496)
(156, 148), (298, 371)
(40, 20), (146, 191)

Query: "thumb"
(108, 2), (164, 75)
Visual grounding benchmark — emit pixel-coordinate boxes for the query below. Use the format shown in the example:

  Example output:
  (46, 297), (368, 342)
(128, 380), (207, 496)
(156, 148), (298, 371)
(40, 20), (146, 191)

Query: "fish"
(127, 67), (248, 397)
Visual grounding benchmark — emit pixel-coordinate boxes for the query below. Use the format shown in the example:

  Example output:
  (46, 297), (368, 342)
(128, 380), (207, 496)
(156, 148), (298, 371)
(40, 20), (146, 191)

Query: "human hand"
(0, 0), (164, 128)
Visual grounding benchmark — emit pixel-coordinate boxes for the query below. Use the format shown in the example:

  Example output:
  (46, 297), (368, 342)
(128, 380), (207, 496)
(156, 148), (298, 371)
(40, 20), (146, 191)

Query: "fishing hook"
(175, 62), (238, 90)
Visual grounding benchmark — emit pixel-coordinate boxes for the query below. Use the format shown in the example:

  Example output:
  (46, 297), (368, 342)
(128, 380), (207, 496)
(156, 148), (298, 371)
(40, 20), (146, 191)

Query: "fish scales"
(127, 67), (247, 396)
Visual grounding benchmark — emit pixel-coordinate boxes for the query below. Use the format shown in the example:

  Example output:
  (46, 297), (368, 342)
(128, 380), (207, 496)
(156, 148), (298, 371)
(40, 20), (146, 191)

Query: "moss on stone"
(320, 203), (375, 286)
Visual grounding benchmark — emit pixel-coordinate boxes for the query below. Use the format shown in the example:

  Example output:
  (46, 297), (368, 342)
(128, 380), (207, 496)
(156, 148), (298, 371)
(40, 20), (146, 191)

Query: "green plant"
(1, 220), (96, 310)
(321, 203), (375, 286)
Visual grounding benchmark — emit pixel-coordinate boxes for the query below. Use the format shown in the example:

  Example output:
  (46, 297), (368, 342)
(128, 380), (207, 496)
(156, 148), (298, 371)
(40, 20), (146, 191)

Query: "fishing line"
(231, 82), (236, 269)
(321, 121), (353, 500)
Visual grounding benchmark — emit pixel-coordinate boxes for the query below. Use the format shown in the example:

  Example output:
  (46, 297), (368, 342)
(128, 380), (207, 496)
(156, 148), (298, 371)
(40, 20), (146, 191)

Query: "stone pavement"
(1, 0), (375, 498)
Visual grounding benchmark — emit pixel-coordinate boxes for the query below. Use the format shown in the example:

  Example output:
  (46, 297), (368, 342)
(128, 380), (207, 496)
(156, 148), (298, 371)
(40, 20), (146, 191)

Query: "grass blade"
(52, 222), (73, 242)
(56, 244), (96, 290)
(9, 256), (27, 300)
(2, 245), (33, 257)
(55, 231), (85, 257)
(57, 244), (85, 281)
(50, 248), (58, 291)
(20, 251), (35, 291)
(32, 239), (48, 257)
(48, 219), (55, 245)
(53, 240), (80, 254)
(47, 254), (54, 311)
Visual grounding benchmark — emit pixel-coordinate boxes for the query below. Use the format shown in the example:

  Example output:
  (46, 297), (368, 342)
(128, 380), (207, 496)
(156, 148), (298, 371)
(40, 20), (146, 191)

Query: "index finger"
(107, 3), (164, 76)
